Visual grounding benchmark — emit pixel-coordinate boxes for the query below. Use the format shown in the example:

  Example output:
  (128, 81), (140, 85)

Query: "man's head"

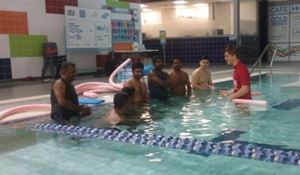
(224, 45), (239, 66)
(131, 62), (144, 80)
(59, 62), (76, 81)
(199, 56), (210, 70)
(152, 56), (164, 70)
(172, 57), (183, 71)
(113, 92), (129, 110)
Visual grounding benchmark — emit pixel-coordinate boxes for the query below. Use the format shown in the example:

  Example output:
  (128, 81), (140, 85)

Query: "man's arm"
(229, 85), (250, 100)
(142, 83), (149, 101)
(185, 72), (192, 95)
(148, 72), (169, 87)
(220, 86), (250, 100)
(208, 72), (213, 85)
(148, 72), (162, 85)
(220, 88), (234, 97)
(105, 109), (122, 125)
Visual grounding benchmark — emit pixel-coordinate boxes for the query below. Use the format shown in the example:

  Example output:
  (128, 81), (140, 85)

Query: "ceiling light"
(140, 4), (148, 8)
(173, 1), (187, 5)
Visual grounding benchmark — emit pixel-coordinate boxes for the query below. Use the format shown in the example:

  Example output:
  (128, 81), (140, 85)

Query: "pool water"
(1, 74), (300, 175)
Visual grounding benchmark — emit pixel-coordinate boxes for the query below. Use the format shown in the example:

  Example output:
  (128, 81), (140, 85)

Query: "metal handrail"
(270, 49), (277, 75)
(250, 44), (269, 75)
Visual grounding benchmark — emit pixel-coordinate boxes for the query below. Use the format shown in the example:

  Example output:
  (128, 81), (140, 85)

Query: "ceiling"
(122, 0), (232, 3)
(135, 0), (232, 11)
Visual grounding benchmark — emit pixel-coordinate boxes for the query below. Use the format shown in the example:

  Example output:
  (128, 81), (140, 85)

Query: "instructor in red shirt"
(221, 45), (252, 100)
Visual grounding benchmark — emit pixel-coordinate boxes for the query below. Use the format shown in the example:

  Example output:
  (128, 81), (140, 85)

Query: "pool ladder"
(269, 49), (277, 75)
(250, 44), (277, 75)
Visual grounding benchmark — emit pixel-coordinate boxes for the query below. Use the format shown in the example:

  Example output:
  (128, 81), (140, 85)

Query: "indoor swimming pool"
(1, 74), (300, 175)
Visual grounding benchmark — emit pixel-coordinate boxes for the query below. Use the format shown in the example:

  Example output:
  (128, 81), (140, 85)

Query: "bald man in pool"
(51, 62), (91, 123)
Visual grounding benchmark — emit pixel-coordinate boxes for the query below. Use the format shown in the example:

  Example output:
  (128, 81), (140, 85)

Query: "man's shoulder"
(169, 70), (176, 75)
(192, 68), (200, 74)
(163, 70), (169, 75)
(53, 79), (63, 86)
(127, 79), (135, 83)
(237, 62), (249, 72)
(180, 70), (189, 76)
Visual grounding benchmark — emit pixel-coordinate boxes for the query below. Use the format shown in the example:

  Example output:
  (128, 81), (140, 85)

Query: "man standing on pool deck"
(220, 45), (252, 100)
(51, 62), (91, 123)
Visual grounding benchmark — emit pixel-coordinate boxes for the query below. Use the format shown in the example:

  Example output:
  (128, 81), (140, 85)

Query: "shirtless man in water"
(191, 56), (213, 89)
(51, 62), (91, 124)
(147, 56), (170, 100)
(105, 92), (129, 125)
(124, 62), (148, 103)
(169, 57), (192, 96)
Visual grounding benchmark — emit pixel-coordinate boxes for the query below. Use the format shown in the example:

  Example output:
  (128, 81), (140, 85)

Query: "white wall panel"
(0, 35), (10, 58)
(11, 57), (43, 79)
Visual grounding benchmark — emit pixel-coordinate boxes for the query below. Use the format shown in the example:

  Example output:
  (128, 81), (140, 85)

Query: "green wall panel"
(106, 0), (129, 9)
(9, 35), (48, 57)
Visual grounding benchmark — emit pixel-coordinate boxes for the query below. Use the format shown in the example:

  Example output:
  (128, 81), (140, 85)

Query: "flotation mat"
(78, 98), (105, 105)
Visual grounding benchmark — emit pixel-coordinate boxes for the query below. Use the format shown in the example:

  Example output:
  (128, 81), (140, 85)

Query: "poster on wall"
(110, 7), (141, 44)
(290, 4), (300, 42)
(290, 14), (300, 42)
(111, 20), (139, 43)
(269, 14), (289, 42)
(95, 20), (112, 48)
(133, 9), (141, 30)
(65, 6), (112, 49)
(269, 5), (289, 43)
(66, 20), (96, 48)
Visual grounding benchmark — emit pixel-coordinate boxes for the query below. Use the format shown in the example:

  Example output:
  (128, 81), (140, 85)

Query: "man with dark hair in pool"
(123, 62), (148, 103)
(105, 92), (129, 125)
(51, 62), (91, 123)
(220, 45), (252, 100)
(169, 57), (191, 96)
(191, 56), (213, 90)
(147, 56), (170, 100)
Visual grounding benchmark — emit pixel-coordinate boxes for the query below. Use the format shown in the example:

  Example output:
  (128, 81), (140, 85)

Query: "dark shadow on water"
(273, 98), (300, 110)
(210, 129), (247, 142)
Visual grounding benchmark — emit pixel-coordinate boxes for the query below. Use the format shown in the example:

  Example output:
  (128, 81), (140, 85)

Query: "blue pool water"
(1, 74), (300, 175)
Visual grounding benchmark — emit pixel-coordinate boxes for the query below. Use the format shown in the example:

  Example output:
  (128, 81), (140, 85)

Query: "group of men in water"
(50, 44), (252, 125)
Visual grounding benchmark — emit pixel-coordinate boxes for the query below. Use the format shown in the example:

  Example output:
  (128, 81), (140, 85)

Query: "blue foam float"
(30, 123), (300, 166)
(143, 64), (153, 76)
(79, 98), (105, 105)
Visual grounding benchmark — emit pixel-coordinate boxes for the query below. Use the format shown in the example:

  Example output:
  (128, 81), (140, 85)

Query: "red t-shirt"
(233, 61), (252, 99)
